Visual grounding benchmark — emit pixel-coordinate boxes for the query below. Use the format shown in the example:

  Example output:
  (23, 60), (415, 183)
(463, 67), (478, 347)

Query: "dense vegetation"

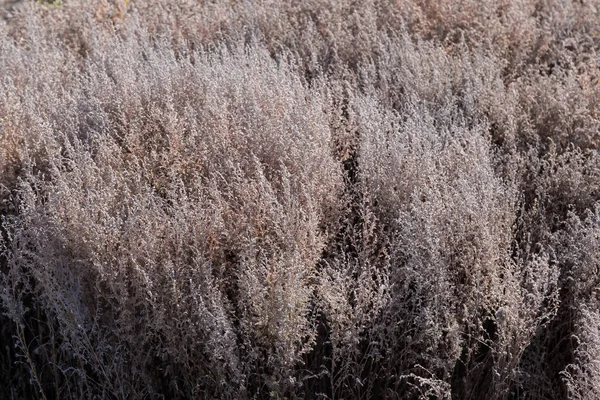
(0, 0), (599, 398)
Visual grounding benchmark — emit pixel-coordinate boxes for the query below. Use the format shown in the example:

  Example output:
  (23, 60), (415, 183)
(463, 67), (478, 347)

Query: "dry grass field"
(1, 0), (600, 399)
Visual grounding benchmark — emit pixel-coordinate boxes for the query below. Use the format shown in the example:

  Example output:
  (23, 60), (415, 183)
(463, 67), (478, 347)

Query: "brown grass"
(1, 0), (599, 399)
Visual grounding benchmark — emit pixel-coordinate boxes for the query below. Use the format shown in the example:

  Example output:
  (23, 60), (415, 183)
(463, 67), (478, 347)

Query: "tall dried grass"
(1, 0), (599, 399)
